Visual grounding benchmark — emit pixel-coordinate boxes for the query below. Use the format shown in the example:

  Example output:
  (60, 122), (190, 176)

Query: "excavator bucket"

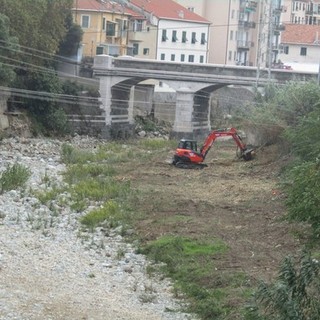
(241, 148), (255, 161)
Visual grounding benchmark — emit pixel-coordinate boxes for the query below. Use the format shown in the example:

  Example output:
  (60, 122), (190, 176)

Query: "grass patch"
(0, 163), (31, 194)
(63, 163), (116, 184)
(137, 138), (175, 150)
(61, 143), (97, 164)
(138, 235), (236, 319)
(80, 200), (129, 230)
(70, 177), (130, 203)
(34, 186), (66, 205)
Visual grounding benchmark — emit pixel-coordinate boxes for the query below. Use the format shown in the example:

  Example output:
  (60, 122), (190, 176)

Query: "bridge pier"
(95, 55), (135, 139)
(171, 88), (211, 139)
(172, 88), (195, 138)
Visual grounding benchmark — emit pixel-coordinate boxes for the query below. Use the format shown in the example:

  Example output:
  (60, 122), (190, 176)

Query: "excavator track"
(175, 161), (207, 170)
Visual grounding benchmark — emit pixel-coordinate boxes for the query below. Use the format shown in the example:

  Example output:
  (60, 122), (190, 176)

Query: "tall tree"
(0, 13), (18, 85)
(0, 0), (73, 66)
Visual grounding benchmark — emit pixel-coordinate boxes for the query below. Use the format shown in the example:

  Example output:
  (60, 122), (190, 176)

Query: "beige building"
(174, 0), (285, 68)
(72, 0), (134, 58)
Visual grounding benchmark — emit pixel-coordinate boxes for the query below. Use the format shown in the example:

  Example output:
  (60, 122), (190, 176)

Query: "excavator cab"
(172, 139), (206, 169)
(178, 139), (198, 151)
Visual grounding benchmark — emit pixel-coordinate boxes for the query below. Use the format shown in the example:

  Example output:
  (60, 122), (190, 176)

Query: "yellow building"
(72, 0), (135, 58)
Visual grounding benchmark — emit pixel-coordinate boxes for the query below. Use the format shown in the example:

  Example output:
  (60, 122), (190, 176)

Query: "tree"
(59, 13), (83, 57)
(0, 13), (18, 85)
(0, 0), (73, 66)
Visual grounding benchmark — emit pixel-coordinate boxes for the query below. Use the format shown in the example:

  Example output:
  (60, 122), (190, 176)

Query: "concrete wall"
(0, 91), (10, 130)
(153, 91), (176, 123)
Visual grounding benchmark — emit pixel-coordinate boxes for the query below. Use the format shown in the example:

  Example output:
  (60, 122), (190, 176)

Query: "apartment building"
(126, 0), (211, 63)
(175, 0), (285, 68)
(282, 0), (320, 25)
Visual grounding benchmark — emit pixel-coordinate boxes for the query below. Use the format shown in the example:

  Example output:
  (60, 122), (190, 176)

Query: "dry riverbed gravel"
(0, 136), (192, 320)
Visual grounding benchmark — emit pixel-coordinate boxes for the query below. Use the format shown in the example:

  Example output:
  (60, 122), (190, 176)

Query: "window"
(228, 51), (232, 61)
(187, 7), (194, 12)
(133, 43), (139, 55)
(102, 17), (106, 30)
(172, 30), (178, 42)
(191, 32), (197, 44)
(201, 33), (206, 44)
(133, 20), (143, 32)
(96, 46), (104, 55)
(300, 47), (307, 55)
(160, 53), (165, 60)
(81, 15), (90, 28)
(106, 21), (116, 36)
(181, 54), (185, 62)
(234, 51), (237, 61)
(162, 29), (168, 41)
(182, 31), (188, 43)
(171, 54), (175, 61)
(188, 55), (194, 62)
(200, 55), (204, 63)
(231, 9), (235, 19)
(143, 48), (149, 55)
(284, 46), (289, 54)
(230, 30), (233, 40)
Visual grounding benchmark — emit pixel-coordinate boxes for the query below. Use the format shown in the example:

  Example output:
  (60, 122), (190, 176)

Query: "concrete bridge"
(93, 55), (317, 139)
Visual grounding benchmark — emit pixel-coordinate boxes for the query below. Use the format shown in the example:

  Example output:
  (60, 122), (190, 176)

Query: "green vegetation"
(0, 13), (18, 86)
(80, 200), (127, 230)
(246, 251), (320, 320)
(60, 143), (137, 227)
(0, 0), (84, 136)
(0, 0), (73, 60)
(139, 236), (249, 319)
(0, 163), (31, 194)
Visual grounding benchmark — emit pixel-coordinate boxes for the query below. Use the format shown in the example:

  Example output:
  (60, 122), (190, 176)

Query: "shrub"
(284, 106), (320, 162)
(283, 160), (320, 236)
(80, 200), (122, 229)
(0, 163), (31, 194)
(245, 251), (320, 320)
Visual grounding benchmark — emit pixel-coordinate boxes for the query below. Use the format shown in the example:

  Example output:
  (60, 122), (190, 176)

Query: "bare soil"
(129, 141), (304, 285)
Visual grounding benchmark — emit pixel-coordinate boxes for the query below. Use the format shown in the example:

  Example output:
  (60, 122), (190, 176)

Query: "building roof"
(129, 0), (210, 23)
(73, 0), (140, 17)
(281, 23), (320, 45)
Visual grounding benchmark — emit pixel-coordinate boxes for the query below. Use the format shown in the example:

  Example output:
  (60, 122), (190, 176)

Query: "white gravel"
(0, 137), (193, 320)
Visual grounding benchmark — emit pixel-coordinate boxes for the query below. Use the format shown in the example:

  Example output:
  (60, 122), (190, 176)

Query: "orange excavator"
(171, 127), (254, 169)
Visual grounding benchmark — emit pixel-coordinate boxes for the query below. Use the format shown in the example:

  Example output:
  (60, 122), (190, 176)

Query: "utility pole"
(256, 2), (264, 86)
(267, 0), (274, 82)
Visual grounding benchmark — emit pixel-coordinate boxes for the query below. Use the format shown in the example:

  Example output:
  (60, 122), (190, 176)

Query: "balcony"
(274, 24), (285, 35)
(237, 40), (253, 50)
(96, 44), (121, 57)
(273, 5), (287, 14)
(238, 20), (256, 28)
(241, 0), (258, 13)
